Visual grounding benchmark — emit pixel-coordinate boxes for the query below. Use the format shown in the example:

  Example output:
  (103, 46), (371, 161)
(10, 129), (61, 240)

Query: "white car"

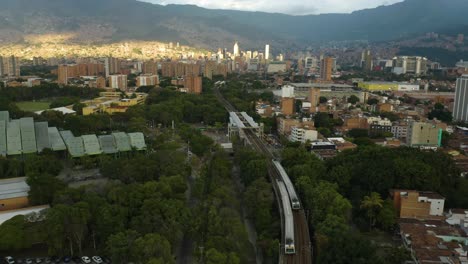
(5, 257), (15, 264)
(26, 259), (33, 264)
(91, 256), (103, 264)
(81, 256), (91, 264)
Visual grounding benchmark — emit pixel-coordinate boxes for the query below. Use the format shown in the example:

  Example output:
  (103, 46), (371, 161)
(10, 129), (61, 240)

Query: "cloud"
(139, 0), (404, 15)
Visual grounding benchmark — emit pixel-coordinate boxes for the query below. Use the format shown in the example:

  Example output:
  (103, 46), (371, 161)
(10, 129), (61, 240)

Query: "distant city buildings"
(392, 56), (428, 75)
(265, 44), (270, 60)
(453, 75), (468, 122)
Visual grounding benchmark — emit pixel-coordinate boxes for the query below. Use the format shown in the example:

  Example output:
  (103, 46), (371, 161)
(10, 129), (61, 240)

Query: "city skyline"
(139, 0), (404, 15)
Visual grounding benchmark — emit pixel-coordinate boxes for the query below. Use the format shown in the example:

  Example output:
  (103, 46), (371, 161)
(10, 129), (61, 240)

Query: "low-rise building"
(399, 218), (468, 264)
(391, 189), (445, 220)
(289, 125), (318, 143)
(407, 121), (442, 148)
(0, 177), (30, 211)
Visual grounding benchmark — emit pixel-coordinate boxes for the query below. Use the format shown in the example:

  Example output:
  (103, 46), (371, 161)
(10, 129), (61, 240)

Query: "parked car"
(91, 256), (102, 264)
(62, 256), (71, 263)
(81, 257), (91, 264)
(25, 259), (33, 264)
(35, 258), (43, 264)
(4, 257), (15, 264)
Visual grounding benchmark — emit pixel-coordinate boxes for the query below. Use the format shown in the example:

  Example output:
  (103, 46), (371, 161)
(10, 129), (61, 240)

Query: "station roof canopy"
(99, 135), (118, 154)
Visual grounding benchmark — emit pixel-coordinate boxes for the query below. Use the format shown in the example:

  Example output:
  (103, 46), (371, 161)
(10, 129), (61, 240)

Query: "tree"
(106, 230), (140, 264)
(347, 95), (360, 104)
(376, 199), (396, 231)
(72, 103), (86, 115)
(360, 192), (384, 229)
(367, 98), (379, 105)
(27, 173), (66, 205)
(131, 233), (175, 264)
(319, 96), (328, 104)
(314, 113), (331, 128)
(348, 129), (369, 138)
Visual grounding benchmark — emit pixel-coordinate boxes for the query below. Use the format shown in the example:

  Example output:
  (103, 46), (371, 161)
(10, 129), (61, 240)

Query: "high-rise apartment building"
(0, 56), (20, 77)
(320, 57), (333, 81)
(184, 75), (202, 94)
(142, 61), (158, 75)
(136, 74), (159, 87)
(362, 50), (373, 71)
(57, 65), (79, 85)
(109, 75), (128, 91)
(105, 57), (121, 77)
(309, 88), (321, 113)
(453, 74), (468, 122)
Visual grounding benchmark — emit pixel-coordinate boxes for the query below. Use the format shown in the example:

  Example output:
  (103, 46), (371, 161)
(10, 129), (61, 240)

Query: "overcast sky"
(139, 0), (404, 15)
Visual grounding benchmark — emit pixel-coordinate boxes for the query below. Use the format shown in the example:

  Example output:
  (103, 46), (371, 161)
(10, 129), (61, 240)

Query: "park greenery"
(0, 78), (257, 262)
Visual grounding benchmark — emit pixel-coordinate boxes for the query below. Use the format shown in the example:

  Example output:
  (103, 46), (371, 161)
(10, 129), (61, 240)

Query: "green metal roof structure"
(82, 135), (102, 155)
(0, 112), (147, 157)
(20, 118), (37, 154)
(0, 120), (6, 156)
(112, 132), (132, 152)
(60, 131), (85, 157)
(48, 127), (66, 151)
(60, 130), (74, 142)
(128, 132), (147, 150)
(34, 122), (49, 152)
(7, 120), (22, 155)
(99, 135), (118, 154)
(0, 111), (9, 124)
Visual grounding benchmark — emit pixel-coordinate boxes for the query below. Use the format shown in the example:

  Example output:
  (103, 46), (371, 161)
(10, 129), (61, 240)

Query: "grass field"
(16, 101), (51, 112)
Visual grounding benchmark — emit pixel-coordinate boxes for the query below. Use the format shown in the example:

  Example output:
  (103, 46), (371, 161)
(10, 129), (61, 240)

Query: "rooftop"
(0, 177), (30, 200)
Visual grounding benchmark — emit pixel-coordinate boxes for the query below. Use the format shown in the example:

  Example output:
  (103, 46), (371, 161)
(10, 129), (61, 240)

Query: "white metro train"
(272, 159), (301, 210)
(277, 180), (295, 254)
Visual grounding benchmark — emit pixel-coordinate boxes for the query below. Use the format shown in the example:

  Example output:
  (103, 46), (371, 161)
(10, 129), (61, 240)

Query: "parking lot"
(3, 256), (110, 264)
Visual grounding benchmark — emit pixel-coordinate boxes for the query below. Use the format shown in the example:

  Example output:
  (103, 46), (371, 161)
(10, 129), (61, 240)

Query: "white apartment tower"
(233, 42), (240, 57)
(453, 74), (468, 122)
(265, 44), (270, 60)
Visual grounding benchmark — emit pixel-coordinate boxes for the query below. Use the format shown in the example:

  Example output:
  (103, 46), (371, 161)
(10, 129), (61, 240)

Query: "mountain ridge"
(0, 0), (467, 49)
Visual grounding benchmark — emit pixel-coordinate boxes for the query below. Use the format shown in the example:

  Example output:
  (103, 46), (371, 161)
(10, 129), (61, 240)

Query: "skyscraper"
(362, 50), (373, 71)
(265, 44), (270, 60)
(453, 74), (468, 122)
(320, 57), (333, 82)
(233, 42), (240, 57)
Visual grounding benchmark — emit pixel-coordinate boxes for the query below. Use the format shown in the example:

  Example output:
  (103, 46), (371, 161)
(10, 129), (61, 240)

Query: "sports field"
(16, 101), (51, 112)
